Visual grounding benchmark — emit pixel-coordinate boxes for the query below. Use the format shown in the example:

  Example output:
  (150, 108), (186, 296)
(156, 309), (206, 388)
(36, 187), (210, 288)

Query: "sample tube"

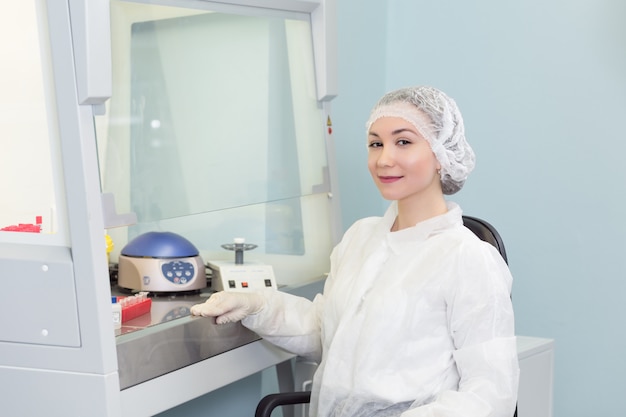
(112, 297), (121, 330)
(234, 237), (245, 264)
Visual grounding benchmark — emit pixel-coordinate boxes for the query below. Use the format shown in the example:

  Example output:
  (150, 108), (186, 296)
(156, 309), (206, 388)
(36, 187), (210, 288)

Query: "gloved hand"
(190, 291), (265, 324)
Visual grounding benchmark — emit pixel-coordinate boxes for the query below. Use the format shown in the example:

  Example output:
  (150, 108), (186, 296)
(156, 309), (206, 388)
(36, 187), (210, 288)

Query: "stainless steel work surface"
(112, 287), (209, 335)
(113, 288), (260, 389)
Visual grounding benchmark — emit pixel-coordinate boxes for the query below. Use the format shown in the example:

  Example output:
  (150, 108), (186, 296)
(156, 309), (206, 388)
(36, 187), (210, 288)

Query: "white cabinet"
(517, 336), (554, 417)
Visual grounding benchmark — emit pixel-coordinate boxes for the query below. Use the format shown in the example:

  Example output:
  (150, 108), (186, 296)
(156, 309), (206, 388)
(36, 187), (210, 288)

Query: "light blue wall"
(333, 1), (626, 416)
(155, 373), (263, 417)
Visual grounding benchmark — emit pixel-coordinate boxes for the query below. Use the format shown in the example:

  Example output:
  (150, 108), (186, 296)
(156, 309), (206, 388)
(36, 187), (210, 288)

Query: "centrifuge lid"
(121, 231), (199, 258)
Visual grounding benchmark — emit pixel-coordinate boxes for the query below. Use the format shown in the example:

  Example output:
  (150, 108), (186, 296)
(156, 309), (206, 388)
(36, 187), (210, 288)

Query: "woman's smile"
(378, 175), (403, 184)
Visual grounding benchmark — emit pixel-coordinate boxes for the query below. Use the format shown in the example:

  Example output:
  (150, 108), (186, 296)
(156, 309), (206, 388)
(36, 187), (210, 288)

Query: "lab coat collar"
(382, 200), (464, 250)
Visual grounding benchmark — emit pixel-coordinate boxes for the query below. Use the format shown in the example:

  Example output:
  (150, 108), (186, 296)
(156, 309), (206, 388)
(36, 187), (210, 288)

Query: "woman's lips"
(378, 176), (402, 184)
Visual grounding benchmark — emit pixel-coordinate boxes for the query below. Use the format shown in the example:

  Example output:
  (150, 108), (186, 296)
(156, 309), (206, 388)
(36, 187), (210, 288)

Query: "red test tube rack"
(118, 292), (152, 323)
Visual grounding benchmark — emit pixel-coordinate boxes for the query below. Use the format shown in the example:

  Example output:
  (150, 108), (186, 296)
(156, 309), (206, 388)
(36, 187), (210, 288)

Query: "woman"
(191, 86), (519, 417)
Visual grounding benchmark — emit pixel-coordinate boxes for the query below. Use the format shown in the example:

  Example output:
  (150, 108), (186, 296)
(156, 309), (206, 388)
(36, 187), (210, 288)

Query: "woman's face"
(367, 116), (441, 202)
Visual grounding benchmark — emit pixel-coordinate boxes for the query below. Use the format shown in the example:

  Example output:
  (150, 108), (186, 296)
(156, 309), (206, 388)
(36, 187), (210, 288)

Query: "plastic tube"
(112, 296), (121, 330)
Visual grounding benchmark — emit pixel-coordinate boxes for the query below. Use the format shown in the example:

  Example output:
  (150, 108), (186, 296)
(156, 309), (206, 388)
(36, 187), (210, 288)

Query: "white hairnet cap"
(366, 86), (476, 195)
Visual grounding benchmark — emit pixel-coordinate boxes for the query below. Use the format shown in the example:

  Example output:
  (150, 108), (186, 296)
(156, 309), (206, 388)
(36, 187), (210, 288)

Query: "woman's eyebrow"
(391, 128), (417, 135)
(369, 127), (417, 137)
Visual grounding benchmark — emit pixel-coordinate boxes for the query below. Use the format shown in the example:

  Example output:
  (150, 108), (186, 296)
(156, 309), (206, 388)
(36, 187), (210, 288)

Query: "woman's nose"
(377, 147), (394, 167)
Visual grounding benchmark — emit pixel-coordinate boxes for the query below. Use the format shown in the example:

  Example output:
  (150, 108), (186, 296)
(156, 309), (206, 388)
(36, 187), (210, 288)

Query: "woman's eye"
(397, 139), (412, 146)
(368, 141), (382, 148)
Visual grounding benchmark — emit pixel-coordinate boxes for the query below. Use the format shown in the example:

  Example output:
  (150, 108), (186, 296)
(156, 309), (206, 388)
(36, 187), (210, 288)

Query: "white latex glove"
(190, 291), (264, 324)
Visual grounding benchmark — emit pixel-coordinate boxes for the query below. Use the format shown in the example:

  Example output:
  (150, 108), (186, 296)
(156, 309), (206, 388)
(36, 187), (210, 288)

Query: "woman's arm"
(242, 289), (325, 362)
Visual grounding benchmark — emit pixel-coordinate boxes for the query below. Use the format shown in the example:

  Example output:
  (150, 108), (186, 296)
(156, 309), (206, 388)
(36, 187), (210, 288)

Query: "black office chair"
(461, 215), (508, 264)
(256, 215), (516, 417)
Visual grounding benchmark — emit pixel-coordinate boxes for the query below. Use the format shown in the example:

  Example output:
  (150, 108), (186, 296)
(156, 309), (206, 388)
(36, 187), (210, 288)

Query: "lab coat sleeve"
(241, 289), (324, 362)
(402, 241), (520, 417)
(240, 220), (359, 362)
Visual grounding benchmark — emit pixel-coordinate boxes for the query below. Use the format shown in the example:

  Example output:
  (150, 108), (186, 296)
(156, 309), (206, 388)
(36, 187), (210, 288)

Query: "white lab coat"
(243, 202), (519, 417)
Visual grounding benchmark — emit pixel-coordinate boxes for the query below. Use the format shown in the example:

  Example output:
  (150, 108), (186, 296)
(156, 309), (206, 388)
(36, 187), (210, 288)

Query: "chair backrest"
(462, 215), (508, 264)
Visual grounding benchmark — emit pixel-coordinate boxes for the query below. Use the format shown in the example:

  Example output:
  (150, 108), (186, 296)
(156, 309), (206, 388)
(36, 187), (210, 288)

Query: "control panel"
(161, 260), (196, 285)
(207, 261), (277, 292)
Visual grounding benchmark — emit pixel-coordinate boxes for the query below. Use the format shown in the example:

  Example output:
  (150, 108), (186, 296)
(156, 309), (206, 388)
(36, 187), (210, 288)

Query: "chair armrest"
(255, 391), (312, 417)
